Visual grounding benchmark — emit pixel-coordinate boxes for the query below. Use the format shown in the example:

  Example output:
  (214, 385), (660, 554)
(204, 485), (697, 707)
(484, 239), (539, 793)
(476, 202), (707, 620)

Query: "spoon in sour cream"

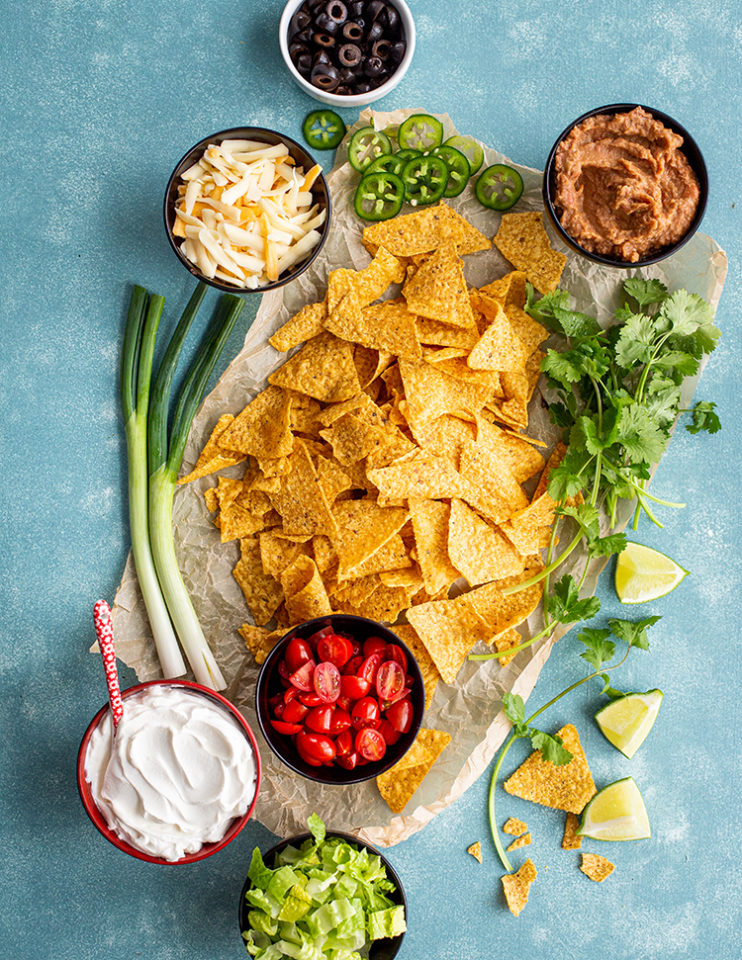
(93, 600), (124, 730)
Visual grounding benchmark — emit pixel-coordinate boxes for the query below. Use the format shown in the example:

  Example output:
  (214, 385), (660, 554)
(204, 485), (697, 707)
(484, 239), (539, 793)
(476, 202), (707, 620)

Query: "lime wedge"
(594, 690), (663, 758)
(615, 541), (688, 604)
(578, 777), (651, 841)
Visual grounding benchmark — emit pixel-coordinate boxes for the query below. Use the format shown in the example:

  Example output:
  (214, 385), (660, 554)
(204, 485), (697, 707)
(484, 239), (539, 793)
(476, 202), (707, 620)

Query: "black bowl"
(543, 103), (708, 268)
(163, 125), (331, 293)
(238, 830), (407, 960)
(255, 615), (425, 785)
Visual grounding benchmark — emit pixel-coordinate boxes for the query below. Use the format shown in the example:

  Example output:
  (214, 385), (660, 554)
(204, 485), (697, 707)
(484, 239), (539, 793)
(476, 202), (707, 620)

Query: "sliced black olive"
(349, 0), (364, 16)
(324, 0), (348, 22)
(313, 48), (332, 65)
(293, 26), (314, 45)
(342, 20), (363, 41)
(381, 4), (399, 30)
(335, 84), (353, 95)
(388, 40), (406, 63)
(364, 55), (384, 77)
(371, 38), (390, 59)
(368, 1), (386, 21)
(296, 52), (313, 74)
(311, 62), (340, 90)
(289, 41), (309, 60)
(366, 21), (384, 43)
(338, 42), (362, 66)
(315, 12), (340, 33)
(339, 66), (356, 82)
(354, 80), (373, 93)
(289, 9), (312, 35)
(313, 30), (336, 48)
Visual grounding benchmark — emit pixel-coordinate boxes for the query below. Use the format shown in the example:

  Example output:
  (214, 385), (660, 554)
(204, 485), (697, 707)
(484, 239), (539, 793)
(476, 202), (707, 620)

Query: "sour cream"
(84, 685), (257, 861)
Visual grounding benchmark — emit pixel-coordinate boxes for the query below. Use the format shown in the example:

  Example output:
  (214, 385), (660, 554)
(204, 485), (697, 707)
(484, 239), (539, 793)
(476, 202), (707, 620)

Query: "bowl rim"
(76, 678), (262, 864)
(542, 102), (708, 269)
(162, 125), (332, 294)
(238, 829), (407, 959)
(278, 0), (416, 107)
(255, 614), (425, 785)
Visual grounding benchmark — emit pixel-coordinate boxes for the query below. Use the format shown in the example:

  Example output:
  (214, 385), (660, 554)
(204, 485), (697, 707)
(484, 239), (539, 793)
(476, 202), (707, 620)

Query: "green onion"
(121, 286), (185, 679)
(120, 282), (244, 689)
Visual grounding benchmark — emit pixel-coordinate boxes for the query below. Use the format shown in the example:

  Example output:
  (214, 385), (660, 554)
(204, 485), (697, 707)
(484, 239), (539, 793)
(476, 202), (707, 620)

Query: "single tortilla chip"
(269, 441), (338, 538)
(326, 295), (422, 361)
(399, 359), (490, 428)
(352, 582), (409, 623)
(467, 842), (482, 863)
(332, 499), (409, 579)
(391, 624), (441, 709)
(406, 594), (492, 683)
(362, 202), (490, 258)
(580, 853), (615, 882)
(349, 534), (412, 580)
(479, 270), (527, 307)
(503, 817), (528, 836)
(494, 211), (566, 294)
(467, 297), (529, 372)
(376, 728), (451, 813)
(269, 301), (327, 351)
(416, 318), (479, 349)
(409, 498), (460, 595)
(403, 241), (476, 329)
(326, 246), (404, 313)
(459, 439), (529, 524)
(506, 833), (532, 852)
(233, 539), (283, 626)
(368, 450), (468, 502)
(410, 414), (477, 468)
(316, 456), (353, 505)
(259, 530), (309, 579)
(475, 417), (545, 483)
(562, 812), (582, 850)
(448, 499), (524, 587)
(239, 624), (285, 664)
(503, 723), (597, 814)
(268, 332), (360, 403)
(501, 859), (537, 917)
(219, 501), (267, 542)
(281, 555), (332, 624)
(219, 386), (294, 459)
(178, 414), (245, 484)
(503, 303), (549, 353)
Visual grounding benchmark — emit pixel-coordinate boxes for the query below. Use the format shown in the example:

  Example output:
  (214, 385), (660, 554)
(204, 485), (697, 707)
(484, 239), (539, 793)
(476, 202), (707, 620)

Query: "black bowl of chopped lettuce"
(239, 815), (407, 960)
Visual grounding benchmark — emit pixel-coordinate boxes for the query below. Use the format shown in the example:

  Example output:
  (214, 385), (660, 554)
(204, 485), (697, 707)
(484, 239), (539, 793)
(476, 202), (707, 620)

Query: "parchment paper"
(108, 110), (727, 847)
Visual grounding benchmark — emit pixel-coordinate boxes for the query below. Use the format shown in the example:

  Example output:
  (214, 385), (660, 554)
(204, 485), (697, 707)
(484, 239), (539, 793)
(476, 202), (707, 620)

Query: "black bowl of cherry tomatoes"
(255, 615), (425, 785)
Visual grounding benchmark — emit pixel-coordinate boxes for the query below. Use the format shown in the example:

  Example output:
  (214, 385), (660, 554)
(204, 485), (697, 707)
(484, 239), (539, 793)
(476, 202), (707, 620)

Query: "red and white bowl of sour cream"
(77, 680), (261, 864)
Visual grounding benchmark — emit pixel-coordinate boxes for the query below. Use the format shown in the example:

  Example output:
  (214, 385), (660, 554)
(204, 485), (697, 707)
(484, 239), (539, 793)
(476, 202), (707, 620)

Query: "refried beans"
(554, 106), (699, 263)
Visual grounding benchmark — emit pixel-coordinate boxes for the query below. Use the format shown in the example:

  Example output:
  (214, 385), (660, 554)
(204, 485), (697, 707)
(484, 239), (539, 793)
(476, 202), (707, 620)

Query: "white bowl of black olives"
(279, 0), (415, 106)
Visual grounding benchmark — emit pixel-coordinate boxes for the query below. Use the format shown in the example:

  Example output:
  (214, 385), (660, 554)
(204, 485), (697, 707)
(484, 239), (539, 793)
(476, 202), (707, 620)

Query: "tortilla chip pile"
(180, 202), (567, 813)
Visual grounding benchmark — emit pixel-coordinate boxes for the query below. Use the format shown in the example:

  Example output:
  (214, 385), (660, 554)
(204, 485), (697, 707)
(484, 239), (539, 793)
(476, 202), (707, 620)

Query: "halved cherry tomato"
(296, 729), (336, 764)
(289, 660), (316, 692)
(380, 687), (411, 709)
(351, 696), (381, 730)
(378, 718), (402, 746)
(341, 674), (371, 700)
(355, 727), (387, 761)
(317, 633), (354, 669)
(270, 719), (303, 736)
(314, 661), (341, 703)
(334, 728), (354, 757)
(283, 687), (300, 704)
(309, 626), (333, 644)
(336, 750), (358, 770)
(358, 653), (383, 684)
(297, 690), (323, 707)
(342, 654), (363, 676)
(376, 660), (405, 701)
(329, 708), (351, 736)
(385, 697), (413, 734)
(363, 636), (388, 657)
(295, 736), (323, 767)
(351, 641), (362, 657)
(268, 693), (283, 710)
(282, 699), (309, 724)
(285, 636), (314, 673)
(384, 644), (408, 672)
(304, 705), (335, 735)
(336, 694), (352, 713)
(273, 702), (285, 718)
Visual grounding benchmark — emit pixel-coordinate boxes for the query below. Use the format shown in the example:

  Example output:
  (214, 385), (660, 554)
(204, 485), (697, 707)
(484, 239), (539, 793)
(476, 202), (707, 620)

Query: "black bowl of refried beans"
(543, 104), (707, 267)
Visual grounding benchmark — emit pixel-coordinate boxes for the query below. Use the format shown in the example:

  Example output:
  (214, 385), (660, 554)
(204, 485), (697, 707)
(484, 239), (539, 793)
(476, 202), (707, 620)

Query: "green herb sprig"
(489, 615), (660, 871)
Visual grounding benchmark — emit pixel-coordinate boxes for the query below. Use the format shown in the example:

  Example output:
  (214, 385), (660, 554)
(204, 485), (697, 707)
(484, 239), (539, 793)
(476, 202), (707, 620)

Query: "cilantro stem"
(469, 620), (554, 662)
(501, 532), (583, 595)
(629, 484), (685, 509)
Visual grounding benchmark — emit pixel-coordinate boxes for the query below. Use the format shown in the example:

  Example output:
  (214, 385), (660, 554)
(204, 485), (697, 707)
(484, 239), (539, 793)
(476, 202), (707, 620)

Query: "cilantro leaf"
(502, 692), (529, 737)
(623, 277), (668, 308)
(569, 416), (605, 455)
(530, 730), (573, 766)
(525, 285), (601, 338)
(644, 376), (682, 428)
(546, 575), (601, 624)
(588, 532), (627, 558)
(542, 348), (585, 387)
(608, 615), (661, 651)
(599, 675), (625, 700)
(552, 307), (602, 339)
(558, 502), (601, 541)
(616, 403), (668, 464)
(653, 350), (699, 378)
(577, 627), (615, 671)
(547, 446), (590, 501)
(686, 400), (721, 435)
(660, 289), (715, 336)
(614, 312), (658, 369)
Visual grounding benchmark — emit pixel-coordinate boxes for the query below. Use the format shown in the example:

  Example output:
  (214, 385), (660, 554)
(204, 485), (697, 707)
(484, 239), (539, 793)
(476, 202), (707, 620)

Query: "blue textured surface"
(1, 1), (741, 957)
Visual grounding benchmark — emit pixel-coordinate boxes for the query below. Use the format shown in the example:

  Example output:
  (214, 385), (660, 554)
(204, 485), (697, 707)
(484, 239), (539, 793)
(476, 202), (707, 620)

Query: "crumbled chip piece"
(178, 414), (245, 484)
(239, 623), (285, 664)
(447, 499), (524, 587)
(268, 332), (361, 403)
(376, 728), (451, 813)
(406, 594), (491, 683)
(269, 301), (327, 352)
(503, 724), (596, 814)
(506, 832), (532, 852)
(501, 859), (537, 917)
(204, 486), (219, 512)
(490, 626), (523, 666)
(403, 241), (476, 329)
(580, 853), (615, 882)
(494, 211), (566, 294)
(467, 842), (483, 863)
(562, 812), (582, 850)
(503, 817), (528, 836)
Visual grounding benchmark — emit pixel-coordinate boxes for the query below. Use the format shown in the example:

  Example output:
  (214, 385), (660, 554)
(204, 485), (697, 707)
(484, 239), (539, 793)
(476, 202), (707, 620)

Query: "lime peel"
(594, 689), (663, 758)
(615, 541), (688, 604)
(578, 777), (651, 841)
